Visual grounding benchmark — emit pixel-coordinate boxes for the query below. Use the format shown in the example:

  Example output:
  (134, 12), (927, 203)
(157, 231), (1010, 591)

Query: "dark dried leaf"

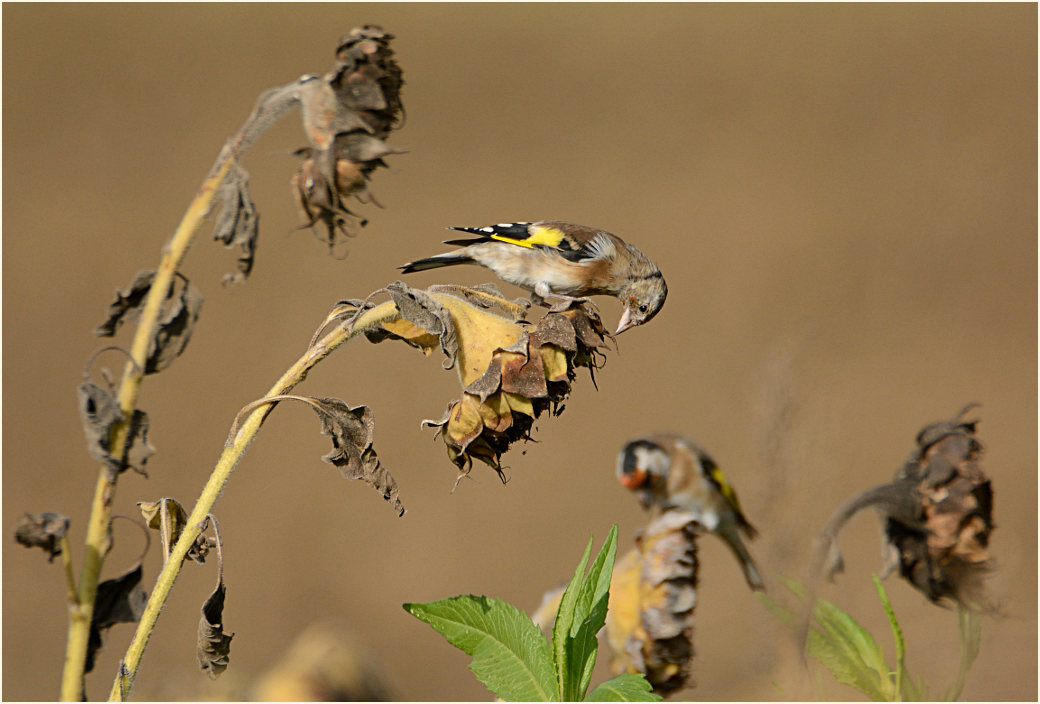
(214, 163), (259, 285)
(146, 276), (203, 373)
(14, 512), (70, 562)
(77, 381), (155, 479)
(310, 397), (405, 517)
(94, 270), (203, 374)
(86, 562), (147, 673)
(94, 269), (156, 337)
(198, 579), (234, 680)
(77, 380), (123, 464)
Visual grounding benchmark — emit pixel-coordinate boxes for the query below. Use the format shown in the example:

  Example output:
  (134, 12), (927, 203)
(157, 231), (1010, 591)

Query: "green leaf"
(552, 534), (592, 693)
(585, 673), (662, 702)
(403, 595), (557, 701)
(809, 596), (890, 700)
(552, 525), (618, 701)
(769, 576), (891, 701)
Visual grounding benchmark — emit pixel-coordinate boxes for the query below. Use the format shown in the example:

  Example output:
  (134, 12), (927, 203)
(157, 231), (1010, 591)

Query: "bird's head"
(616, 437), (672, 509)
(616, 271), (667, 335)
(617, 434), (720, 514)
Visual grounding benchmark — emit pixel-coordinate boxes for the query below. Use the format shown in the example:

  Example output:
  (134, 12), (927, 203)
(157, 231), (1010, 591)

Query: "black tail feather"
(399, 251), (474, 273)
(442, 237), (488, 246)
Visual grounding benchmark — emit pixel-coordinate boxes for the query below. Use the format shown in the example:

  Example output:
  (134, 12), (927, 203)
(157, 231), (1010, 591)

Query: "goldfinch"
(399, 221), (667, 334)
(617, 433), (765, 592)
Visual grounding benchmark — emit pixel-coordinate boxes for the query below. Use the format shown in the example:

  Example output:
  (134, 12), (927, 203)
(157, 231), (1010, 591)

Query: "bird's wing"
(702, 458), (758, 537)
(448, 222), (618, 263)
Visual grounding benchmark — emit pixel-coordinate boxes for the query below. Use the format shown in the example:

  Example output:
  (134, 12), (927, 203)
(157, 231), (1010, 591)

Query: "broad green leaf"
(768, 576), (890, 700)
(404, 595), (557, 701)
(811, 593), (891, 699)
(585, 673), (662, 702)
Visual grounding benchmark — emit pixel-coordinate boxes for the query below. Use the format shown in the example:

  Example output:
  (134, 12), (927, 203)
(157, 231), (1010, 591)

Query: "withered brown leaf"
(77, 380), (155, 479)
(86, 561), (148, 673)
(94, 269), (155, 337)
(310, 397), (405, 517)
(94, 270), (203, 374)
(14, 512), (70, 562)
(213, 163), (258, 285)
(198, 579), (234, 680)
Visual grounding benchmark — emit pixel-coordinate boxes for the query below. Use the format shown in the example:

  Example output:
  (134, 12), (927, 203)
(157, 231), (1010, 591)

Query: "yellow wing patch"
(709, 465), (744, 514)
(491, 224), (566, 249)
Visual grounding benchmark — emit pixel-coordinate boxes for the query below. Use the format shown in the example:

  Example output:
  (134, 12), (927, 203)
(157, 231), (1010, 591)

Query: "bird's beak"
(615, 308), (636, 335)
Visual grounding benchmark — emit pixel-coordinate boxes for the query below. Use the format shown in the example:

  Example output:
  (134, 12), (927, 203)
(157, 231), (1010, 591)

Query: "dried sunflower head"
(817, 405), (995, 611)
(333, 282), (609, 483)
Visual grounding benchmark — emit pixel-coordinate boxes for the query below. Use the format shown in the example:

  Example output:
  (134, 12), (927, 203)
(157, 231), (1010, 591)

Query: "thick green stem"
(108, 301), (399, 701)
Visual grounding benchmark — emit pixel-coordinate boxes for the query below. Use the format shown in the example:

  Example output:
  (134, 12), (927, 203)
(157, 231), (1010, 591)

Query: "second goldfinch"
(399, 221), (667, 334)
(617, 433), (765, 591)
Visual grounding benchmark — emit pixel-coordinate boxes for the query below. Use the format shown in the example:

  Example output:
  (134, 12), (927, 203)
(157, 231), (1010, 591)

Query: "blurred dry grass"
(3, 4), (1035, 701)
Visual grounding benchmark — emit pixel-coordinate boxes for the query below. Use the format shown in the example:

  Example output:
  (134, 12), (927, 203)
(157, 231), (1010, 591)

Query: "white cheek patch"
(633, 446), (670, 482)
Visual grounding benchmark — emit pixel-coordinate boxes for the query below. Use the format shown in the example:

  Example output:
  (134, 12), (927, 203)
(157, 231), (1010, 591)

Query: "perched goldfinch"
(399, 221), (667, 334)
(617, 433), (765, 591)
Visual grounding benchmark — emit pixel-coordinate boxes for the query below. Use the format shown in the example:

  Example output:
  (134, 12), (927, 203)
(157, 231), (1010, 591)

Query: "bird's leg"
(530, 283), (596, 313)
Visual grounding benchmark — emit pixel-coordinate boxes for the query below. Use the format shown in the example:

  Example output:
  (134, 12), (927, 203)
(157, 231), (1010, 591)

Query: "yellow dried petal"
(503, 392), (535, 418)
(605, 548), (646, 676)
(478, 391), (513, 433)
(445, 394), (483, 447)
(380, 318), (439, 354)
(432, 293), (525, 387)
(538, 343), (569, 382)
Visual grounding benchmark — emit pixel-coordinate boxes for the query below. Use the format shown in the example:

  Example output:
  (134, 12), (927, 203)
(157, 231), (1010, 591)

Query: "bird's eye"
(638, 304), (649, 313)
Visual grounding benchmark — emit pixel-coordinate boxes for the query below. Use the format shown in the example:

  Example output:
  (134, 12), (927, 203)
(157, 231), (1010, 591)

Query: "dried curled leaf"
(86, 561), (148, 673)
(14, 512), (70, 562)
(94, 270), (204, 374)
(310, 397), (405, 517)
(213, 162), (258, 285)
(77, 380), (155, 480)
(292, 26), (405, 249)
(605, 512), (699, 696)
(139, 498), (212, 564)
(816, 405), (995, 611)
(198, 578), (234, 680)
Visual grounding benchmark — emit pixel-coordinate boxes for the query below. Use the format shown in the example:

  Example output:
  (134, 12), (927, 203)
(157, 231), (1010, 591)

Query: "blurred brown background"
(3, 4), (1036, 701)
